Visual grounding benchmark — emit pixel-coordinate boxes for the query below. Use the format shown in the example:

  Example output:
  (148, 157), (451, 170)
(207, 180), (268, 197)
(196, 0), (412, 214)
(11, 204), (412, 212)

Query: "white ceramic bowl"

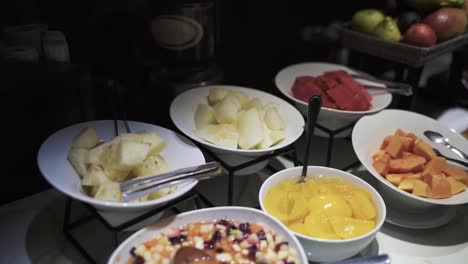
(352, 109), (468, 209)
(37, 120), (205, 213)
(170, 85), (305, 175)
(259, 166), (386, 262)
(108, 206), (309, 264)
(275, 62), (392, 135)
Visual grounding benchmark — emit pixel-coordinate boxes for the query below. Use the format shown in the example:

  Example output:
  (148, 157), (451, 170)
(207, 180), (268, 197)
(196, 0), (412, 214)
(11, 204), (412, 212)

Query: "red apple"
(401, 23), (437, 47)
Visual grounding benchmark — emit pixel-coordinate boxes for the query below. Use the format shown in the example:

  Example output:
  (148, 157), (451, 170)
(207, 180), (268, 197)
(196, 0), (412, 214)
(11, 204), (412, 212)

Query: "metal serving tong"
(350, 73), (413, 97)
(120, 162), (223, 202)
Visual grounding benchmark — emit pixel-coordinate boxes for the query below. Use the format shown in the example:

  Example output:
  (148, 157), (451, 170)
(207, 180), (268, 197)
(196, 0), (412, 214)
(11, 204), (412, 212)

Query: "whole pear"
(352, 9), (385, 34)
(423, 7), (467, 41)
(374, 17), (402, 42)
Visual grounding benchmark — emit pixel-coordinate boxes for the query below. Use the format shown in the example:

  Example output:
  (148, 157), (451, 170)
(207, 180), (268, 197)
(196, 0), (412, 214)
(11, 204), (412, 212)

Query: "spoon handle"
(325, 254), (391, 264)
(443, 143), (468, 161)
(301, 95), (322, 177)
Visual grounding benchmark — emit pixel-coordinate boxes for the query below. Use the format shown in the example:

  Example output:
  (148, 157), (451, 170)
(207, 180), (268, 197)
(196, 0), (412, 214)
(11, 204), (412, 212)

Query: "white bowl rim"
(274, 61), (393, 114)
(37, 120), (204, 210)
(259, 166), (386, 243)
(353, 109), (468, 206)
(170, 85), (305, 154)
(108, 206), (309, 263)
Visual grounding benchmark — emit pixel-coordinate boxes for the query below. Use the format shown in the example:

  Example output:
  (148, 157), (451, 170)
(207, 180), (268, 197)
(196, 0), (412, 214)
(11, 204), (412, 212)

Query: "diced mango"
(264, 188), (291, 224)
(447, 177), (467, 195)
(373, 153), (391, 175)
(443, 166), (467, 178)
(385, 134), (403, 158)
(398, 178), (418, 191)
(385, 174), (405, 186)
(388, 155), (426, 173)
(395, 128), (407, 137)
(400, 136), (415, 152)
(413, 140), (436, 160)
(406, 132), (417, 141)
(372, 150), (386, 160)
(343, 191), (376, 220)
(308, 193), (352, 217)
(422, 157), (447, 177)
(425, 173), (451, 199)
(412, 180), (432, 198)
(328, 216), (375, 240)
(304, 211), (337, 239)
(288, 192), (309, 223)
(404, 173), (423, 180)
(380, 135), (393, 149)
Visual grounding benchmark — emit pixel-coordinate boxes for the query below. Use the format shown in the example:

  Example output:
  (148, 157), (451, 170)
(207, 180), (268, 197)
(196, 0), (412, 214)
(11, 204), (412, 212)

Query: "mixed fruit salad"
(127, 219), (299, 264)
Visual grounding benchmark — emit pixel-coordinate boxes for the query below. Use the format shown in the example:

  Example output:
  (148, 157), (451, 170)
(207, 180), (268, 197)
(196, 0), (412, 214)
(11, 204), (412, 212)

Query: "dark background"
(0, 0), (457, 204)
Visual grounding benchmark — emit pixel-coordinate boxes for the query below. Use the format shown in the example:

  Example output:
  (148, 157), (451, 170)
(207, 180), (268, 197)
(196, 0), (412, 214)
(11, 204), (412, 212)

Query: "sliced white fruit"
(264, 107), (285, 130)
(87, 142), (111, 165)
(229, 91), (249, 108)
(194, 124), (239, 149)
(103, 167), (130, 182)
(244, 98), (263, 111)
(270, 130), (286, 146)
(213, 97), (240, 124)
(263, 102), (280, 112)
(238, 108), (264, 149)
(82, 164), (109, 186)
(137, 131), (166, 155)
(256, 124), (273, 149)
(67, 148), (89, 178)
(131, 154), (169, 177)
(116, 140), (150, 167)
(194, 104), (216, 130)
(208, 87), (228, 106)
(94, 181), (121, 202)
(71, 127), (101, 149)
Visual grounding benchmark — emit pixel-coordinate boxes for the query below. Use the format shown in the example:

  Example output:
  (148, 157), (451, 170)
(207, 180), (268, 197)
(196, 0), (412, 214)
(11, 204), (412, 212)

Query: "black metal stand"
(63, 189), (212, 264)
(193, 142), (298, 206)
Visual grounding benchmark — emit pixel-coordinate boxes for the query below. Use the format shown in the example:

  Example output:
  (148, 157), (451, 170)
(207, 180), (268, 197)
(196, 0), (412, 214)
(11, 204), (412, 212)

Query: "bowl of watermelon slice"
(275, 62), (392, 126)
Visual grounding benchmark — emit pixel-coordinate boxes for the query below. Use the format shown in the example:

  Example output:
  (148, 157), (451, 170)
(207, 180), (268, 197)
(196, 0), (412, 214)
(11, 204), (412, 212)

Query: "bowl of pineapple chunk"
(259, 166), (386, 262)
(170, 85), (304, 175)
(37, 120), (206, 213)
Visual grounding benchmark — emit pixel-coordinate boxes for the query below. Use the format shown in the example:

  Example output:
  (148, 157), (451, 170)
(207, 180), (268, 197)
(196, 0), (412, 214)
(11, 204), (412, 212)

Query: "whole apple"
(402, 23), (437, 47)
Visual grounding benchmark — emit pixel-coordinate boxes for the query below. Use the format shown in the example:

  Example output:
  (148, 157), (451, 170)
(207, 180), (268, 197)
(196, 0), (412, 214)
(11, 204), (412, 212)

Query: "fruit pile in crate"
(351, 0), (468, 47)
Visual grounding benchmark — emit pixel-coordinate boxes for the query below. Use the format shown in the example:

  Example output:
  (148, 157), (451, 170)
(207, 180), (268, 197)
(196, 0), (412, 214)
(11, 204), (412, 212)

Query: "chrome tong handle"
(121, 162), (222, 202)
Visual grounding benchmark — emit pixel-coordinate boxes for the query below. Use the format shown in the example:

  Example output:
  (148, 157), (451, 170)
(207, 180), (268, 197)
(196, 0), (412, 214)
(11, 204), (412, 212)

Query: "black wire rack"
(63, 189), (214, 264)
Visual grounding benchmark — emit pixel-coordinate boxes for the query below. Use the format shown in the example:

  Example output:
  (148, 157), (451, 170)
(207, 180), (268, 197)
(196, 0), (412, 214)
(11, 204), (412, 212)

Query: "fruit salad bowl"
(259, 166), (386, 262)
(170, 85), (304, 175)
(275, 62), (392, 133)
(352, 109), (468, 210)
(108, 206), (308, 264)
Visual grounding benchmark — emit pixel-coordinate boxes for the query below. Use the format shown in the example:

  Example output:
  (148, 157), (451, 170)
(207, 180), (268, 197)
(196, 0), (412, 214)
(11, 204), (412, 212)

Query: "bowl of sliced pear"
(170, 85), (305, 175)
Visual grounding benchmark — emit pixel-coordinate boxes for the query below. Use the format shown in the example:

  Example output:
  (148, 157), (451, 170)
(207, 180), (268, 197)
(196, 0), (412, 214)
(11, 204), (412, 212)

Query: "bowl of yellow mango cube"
(259, 166), (386, 262)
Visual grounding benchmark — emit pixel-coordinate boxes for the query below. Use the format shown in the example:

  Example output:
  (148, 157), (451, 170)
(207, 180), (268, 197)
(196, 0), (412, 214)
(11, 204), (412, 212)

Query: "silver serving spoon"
(325, 254), (391, 264)
(424, 130), (468, 160)
(299, 95), (322, 183)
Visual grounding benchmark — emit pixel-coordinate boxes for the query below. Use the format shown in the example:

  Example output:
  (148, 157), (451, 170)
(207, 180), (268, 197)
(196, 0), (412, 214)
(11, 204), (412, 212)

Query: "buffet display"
(36, 61), (468, 263)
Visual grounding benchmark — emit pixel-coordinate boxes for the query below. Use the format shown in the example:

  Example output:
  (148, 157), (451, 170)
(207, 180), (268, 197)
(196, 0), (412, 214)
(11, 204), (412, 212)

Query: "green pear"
(374, 17), (402, 42)
(352, 9), (385, 34)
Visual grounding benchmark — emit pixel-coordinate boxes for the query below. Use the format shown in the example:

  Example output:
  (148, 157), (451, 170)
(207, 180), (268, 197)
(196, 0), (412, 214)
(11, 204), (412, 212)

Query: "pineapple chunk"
(82, 164), (109, 186)
(104, 167), (130, 182)
(67, 148), (89, 178)
(131, 155), (169, 177)
(238, 108), (264, 149)
(194, 124), (239, 149)
(94, 182), (121, 202)
(329, 216), (375, 239)
(87, 142), (111, 165)
(148, 186), (175, 200)
(116, 140), (150, 167)
(71, 127), (101, 149)
(194, 104), (216, 130)
(264, 107), (285, 130)
(208, 87), (228, 106)
(137, 131), (166, 155)
(343, 191), (376, 220)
